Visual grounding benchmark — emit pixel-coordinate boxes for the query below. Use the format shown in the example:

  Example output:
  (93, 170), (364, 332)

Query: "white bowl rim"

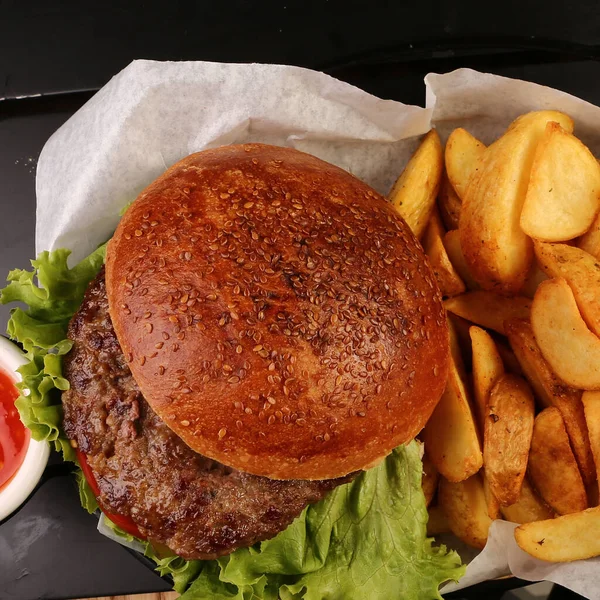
(0, 336), (50, 522)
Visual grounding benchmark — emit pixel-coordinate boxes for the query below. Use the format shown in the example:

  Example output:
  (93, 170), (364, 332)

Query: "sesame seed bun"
(105, 143), (449, 480)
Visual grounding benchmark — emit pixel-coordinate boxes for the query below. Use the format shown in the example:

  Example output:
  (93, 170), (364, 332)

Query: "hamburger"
(3, 143), (462, 596)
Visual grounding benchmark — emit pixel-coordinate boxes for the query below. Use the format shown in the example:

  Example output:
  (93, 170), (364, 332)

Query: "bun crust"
(106, 144), (448, 480)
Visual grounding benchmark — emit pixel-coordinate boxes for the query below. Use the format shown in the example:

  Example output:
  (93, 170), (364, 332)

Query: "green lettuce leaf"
(0, 246), (105, 501)
(1, 247), (464, 599)
(180, 443), (464, 600)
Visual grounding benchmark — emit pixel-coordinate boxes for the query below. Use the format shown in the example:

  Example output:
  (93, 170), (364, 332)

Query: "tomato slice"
(76, 449), (145, 539)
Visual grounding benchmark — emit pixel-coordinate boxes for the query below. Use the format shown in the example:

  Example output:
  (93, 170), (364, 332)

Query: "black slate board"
(1, 2), (599, 598)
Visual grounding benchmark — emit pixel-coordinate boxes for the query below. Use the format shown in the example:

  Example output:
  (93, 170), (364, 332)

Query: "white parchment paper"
(35, 61), (600, 598)
(36, 60), (430, 262)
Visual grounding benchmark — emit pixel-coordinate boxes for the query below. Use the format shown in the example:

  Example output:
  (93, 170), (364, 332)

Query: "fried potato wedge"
(582, 391), (600, 488)
(484, 374), (535, 506)
(427, 504), (451, 536)
(578, 210), (600, 259)
(438, 171), (462, 230)
(529, 407), (588, 515)
(444, 291), (531, 335)
(532, 277), (600, 390)
(521, 122), (600, 241)
(483, 472), (501, 520)
(445, 128), (486, 200)
(521, 262), (548, 299)
(447, 313), (473, 373)
(535, 241), (600, 337)
(460, 111), (573, 294)
(500, 477), (555, 524)
(444, 230), (479, 290)
(439, 474), (492, 549)
(389, 129), (443, 239)
(423, 211), (466, 297)
(470, 326), (504, 433)
(505, 318), (595, 486)
(422, 452), (439, 508)
(515, 506), (600, 562)
(494, 340), (523, 376)
(422, 354), (482, 483)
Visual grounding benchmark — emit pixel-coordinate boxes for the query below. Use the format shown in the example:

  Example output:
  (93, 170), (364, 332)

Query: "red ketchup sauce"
(0, 368), (29, 491)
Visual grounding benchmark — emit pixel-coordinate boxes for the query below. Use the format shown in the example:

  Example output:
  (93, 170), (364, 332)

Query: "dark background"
(1, 1), (599, 599)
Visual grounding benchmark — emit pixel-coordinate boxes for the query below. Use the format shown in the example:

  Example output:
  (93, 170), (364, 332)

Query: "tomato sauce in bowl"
(0, 337), (49, 522)
(0, 368), (30, 491)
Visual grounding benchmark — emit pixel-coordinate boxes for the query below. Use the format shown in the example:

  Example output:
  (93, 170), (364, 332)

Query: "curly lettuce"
(0, 248), (464, 599)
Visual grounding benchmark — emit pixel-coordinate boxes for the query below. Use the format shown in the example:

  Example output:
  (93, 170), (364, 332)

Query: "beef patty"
(62, 268), (348, 560)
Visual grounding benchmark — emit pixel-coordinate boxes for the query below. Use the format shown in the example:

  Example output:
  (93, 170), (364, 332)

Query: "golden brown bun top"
(106, 144), (448, 480)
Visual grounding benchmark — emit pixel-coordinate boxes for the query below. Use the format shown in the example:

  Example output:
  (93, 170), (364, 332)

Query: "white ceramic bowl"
(0, 336), (50, 521)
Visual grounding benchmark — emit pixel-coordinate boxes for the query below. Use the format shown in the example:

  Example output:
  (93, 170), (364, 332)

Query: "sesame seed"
(218, 428), (227, 439)
(180, 420), (190, 426)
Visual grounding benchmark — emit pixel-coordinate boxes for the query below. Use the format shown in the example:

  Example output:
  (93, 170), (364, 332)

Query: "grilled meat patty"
(62, 268), (349, 560)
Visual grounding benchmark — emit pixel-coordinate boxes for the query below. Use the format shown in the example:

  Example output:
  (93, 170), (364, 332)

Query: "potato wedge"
(423, 212), (466, 297)
(505, 318), (595, 486)
(427, 504), (451, 536)
(515, 506), (600, 562)
(500, 477), (555, 524)
(444, 291), (531, 335)
(521, 122), (600, 241)
(439, 474), (492, 549)
(521, 261), (548, 299)
(438, 171), (462, 230)
(582, 391), (600, 488)
(389, 129), (443, 239)
(535, 241), (600, 337)
(589, 481), (599, 507)
(445, 128), (486, 200)
(532, 277), (600, 389)
(460, 111), (573, 294)
(494, 340), (523, 376)
(578, 209), (600, 259)
(482, 473), (501, 520)
(484, 374), (535, 506)
(444, 230), (479, 290)
(470, 326), (504, 433)
(448, 313), (473, 373)
(529, 407), (588, 515)
(422, 452), (439, 508)
(422, 355), (482, 483)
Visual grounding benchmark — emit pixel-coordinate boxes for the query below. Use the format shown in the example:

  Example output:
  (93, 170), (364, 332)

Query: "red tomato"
(76, 449), (145, 539)
(0, 369), (30, 491)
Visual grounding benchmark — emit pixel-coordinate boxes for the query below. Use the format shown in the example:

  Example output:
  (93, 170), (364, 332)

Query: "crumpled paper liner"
(36, 60), (600, 598)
